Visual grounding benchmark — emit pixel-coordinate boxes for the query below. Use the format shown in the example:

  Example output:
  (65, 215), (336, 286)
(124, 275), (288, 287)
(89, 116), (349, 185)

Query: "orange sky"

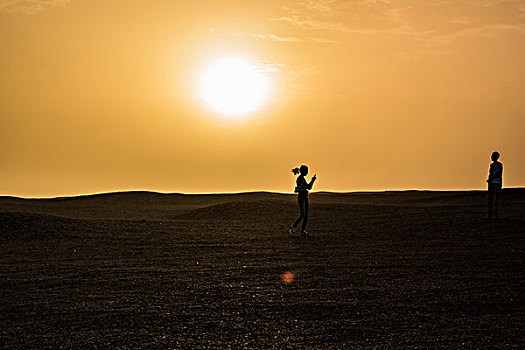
(1, 0), (524, 197)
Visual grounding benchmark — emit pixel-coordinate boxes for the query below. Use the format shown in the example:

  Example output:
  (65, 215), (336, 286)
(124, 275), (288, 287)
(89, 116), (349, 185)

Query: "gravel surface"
(1, 190), (524, 349)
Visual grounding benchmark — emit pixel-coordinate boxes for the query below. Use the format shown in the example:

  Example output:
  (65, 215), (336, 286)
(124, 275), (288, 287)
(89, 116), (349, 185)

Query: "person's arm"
(494, 163), (503, 178)
(307, 174), (317, 189)
(487, 165), (495, 182)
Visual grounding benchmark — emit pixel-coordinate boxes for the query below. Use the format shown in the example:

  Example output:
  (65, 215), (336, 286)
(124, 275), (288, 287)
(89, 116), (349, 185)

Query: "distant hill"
(0, 188), (524, 221)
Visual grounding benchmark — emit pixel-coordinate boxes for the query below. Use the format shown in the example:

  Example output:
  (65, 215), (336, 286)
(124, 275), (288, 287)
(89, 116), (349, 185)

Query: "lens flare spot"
(281, 271), (295, 284)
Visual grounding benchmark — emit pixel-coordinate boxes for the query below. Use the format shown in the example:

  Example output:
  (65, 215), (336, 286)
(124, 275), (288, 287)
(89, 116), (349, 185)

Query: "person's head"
(491, 151), (500, 161)
(291, 165), (309, 176)
(299, 165), (308, 176)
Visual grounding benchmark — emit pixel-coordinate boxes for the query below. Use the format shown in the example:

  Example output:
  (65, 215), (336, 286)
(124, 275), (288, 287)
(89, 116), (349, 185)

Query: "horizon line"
(1, 187), (524, 200)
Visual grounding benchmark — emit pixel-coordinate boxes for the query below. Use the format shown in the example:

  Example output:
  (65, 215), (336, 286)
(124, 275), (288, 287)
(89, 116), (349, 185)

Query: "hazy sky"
(1, 0), (524, 197)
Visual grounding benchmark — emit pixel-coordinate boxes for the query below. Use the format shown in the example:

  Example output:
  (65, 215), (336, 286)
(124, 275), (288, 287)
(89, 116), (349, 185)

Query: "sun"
(198, 56), (270, 117)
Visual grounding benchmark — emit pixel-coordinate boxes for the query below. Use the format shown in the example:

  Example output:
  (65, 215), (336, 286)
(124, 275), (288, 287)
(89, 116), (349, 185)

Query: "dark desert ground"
(1, 189), (524, 349)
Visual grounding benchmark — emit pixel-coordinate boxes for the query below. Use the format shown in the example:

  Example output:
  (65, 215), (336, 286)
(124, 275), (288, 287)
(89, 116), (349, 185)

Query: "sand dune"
(2, 188), (524, 219)
(1, 189), (524, 348)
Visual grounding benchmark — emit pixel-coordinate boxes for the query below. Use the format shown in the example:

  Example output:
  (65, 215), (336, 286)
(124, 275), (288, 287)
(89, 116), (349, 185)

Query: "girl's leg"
(301, 197), (309, 232)
(292, 195), (306, 228)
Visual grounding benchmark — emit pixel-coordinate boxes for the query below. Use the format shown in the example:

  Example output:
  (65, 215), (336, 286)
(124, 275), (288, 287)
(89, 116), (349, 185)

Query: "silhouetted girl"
(289, 165), (317, 237)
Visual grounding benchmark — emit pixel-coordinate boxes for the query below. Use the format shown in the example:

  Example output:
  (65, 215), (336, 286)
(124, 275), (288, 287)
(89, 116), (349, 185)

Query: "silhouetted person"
(486, 151), (503, 219)
(289, 165), (317, 237)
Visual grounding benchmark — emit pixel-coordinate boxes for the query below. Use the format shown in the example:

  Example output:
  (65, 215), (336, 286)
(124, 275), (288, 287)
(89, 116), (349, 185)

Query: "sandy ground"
(1, 189), (524, 349)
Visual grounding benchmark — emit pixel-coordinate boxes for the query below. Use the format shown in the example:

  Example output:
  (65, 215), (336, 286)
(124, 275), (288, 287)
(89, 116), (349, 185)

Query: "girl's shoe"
(289, 227), (295, 235)
(301, 230), (309, 237)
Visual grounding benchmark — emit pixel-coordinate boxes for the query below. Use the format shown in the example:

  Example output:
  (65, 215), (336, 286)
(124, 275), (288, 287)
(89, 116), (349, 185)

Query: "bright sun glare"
(198, 57), (270, 117)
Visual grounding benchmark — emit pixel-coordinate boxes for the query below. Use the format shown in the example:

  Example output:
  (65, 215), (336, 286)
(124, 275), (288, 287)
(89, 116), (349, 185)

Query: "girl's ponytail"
(292, 167), (300, 175)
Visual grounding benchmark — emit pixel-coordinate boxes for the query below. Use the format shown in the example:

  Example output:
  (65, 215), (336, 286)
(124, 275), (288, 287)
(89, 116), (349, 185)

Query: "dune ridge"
(1, 188), (524, 220)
